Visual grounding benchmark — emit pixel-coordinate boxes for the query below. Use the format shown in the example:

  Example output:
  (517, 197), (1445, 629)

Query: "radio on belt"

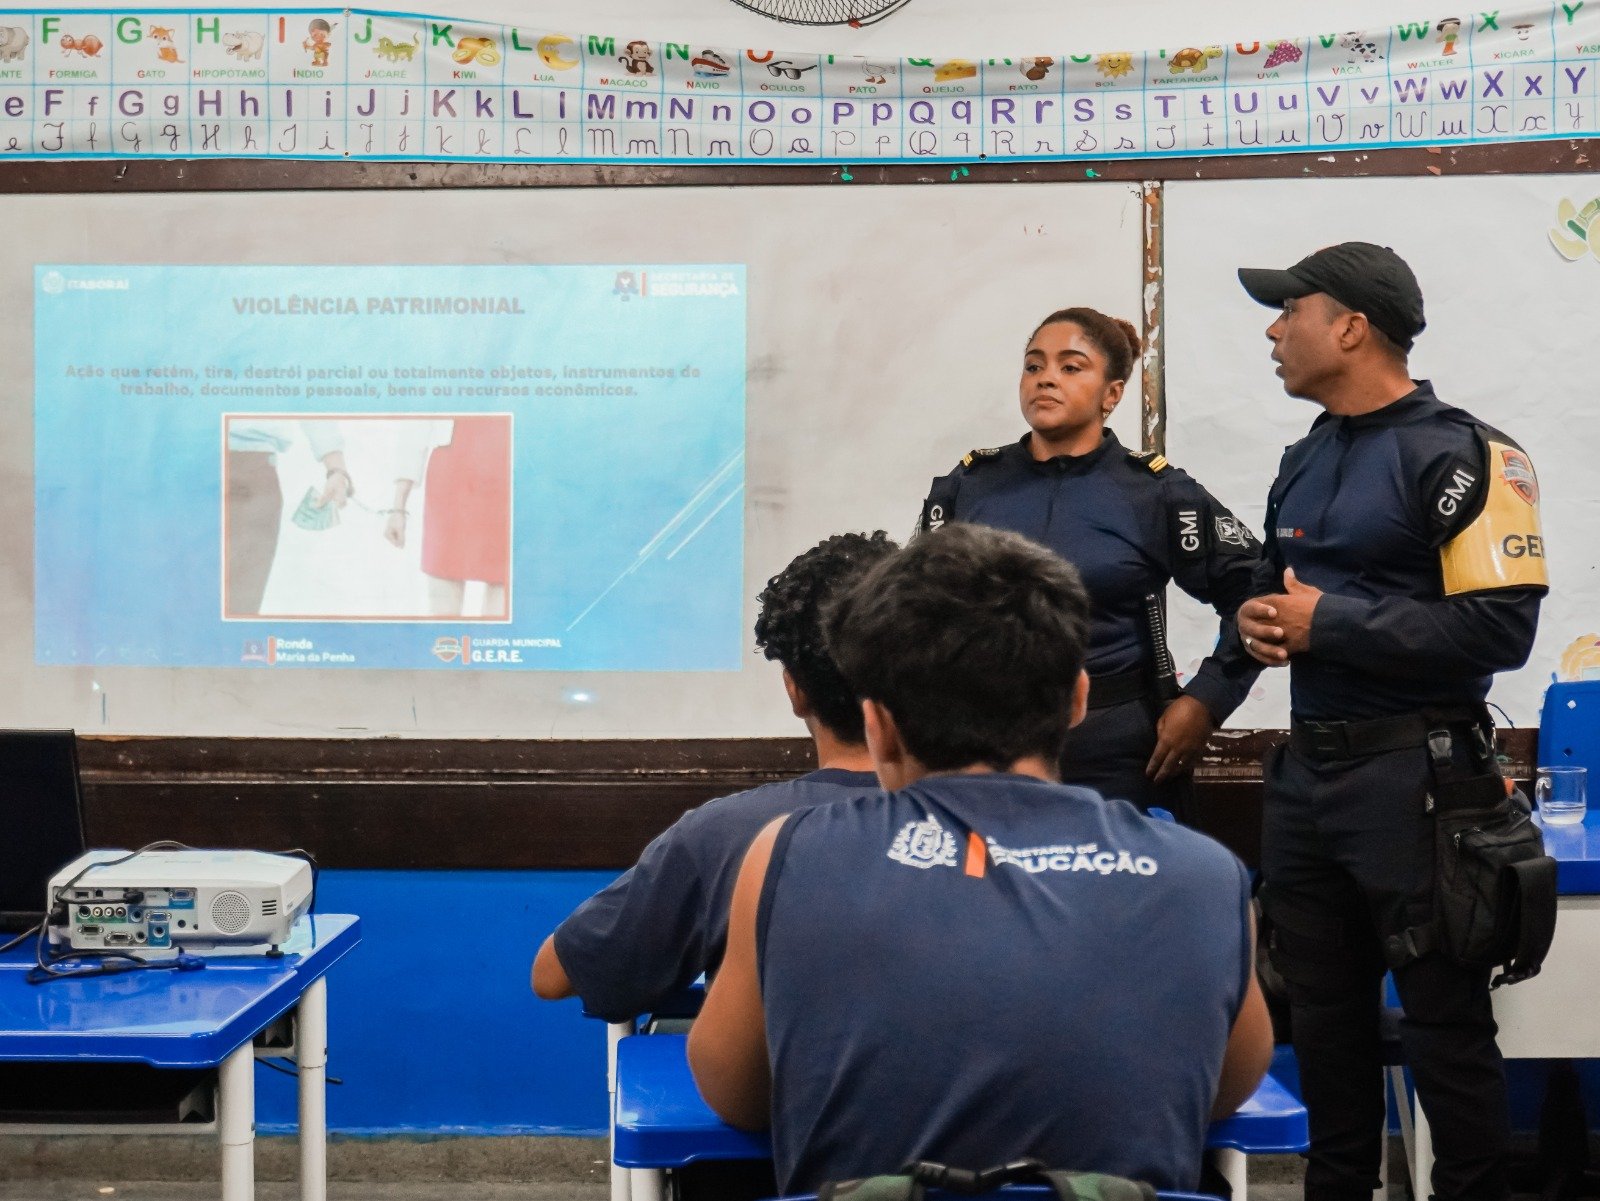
(48, 850), (313, 955)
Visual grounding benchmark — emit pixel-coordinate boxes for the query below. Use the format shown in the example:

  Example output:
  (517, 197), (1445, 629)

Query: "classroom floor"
(0, 1137), (1337, 1201)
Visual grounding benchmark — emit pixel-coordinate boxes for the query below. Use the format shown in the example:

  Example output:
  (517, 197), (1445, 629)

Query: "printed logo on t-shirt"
(886, 818), (1159, 877)
(887, 817), (958, 869)
(986, 838), (1159, 877)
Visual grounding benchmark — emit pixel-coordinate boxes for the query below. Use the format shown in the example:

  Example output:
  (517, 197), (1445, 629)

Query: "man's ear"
(1067, 668), (1090, 730)
(862, 699), (906, 787)
(781, 667), (812, 720)
(1334, 305), (1369, 352)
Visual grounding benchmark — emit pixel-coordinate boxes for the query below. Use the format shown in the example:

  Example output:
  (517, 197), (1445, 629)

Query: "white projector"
(47, 849), (313, 955)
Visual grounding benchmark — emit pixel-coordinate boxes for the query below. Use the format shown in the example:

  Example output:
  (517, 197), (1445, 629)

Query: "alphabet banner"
(0, 4), (1595, 162)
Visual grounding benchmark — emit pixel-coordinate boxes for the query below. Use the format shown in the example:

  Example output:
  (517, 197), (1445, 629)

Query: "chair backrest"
(1540, 680), (1600, 775)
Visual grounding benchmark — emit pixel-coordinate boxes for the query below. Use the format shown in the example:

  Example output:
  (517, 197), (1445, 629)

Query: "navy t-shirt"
(757, 773), (1252, 1195)
(552, 767), (879, 1022)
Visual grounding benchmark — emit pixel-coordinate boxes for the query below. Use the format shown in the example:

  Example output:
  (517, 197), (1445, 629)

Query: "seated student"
(688, 524), (1273, 1197)
(532, 531), (897, 1021)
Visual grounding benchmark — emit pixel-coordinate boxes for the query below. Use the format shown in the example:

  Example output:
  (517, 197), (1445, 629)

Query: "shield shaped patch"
(1501, 448), (1539, 506)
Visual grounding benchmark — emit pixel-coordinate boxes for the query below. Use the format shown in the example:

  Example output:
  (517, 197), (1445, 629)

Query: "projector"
(47, 849), (313, 955)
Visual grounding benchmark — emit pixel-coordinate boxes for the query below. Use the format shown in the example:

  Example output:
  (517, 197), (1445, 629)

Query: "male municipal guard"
(1235, 242), (1548, 1201)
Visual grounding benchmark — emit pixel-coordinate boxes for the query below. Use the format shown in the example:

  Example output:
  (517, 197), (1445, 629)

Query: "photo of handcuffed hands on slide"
(222, 414), (513, 622)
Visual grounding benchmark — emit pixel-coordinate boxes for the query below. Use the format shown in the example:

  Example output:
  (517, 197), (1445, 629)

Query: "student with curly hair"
(532, 531), (896, 1021)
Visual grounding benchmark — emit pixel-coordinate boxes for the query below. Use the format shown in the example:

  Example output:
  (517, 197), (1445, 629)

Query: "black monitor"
(0, 730), (87, 932)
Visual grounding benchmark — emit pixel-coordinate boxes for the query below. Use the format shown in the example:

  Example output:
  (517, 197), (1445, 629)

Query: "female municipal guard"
(919, 307), (1264, 811)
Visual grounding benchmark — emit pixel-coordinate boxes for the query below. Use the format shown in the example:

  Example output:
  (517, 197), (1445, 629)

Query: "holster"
(1385, 716), (1558, 988)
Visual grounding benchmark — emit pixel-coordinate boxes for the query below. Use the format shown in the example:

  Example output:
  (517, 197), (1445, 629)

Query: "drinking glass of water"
(1536, 765), (1587, 826)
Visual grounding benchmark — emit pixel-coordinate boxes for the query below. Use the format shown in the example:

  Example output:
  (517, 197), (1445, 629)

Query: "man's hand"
(1237, 568), (1322, 665)
(316, 451), (353, 510)
(1147, 694), (1214, 783)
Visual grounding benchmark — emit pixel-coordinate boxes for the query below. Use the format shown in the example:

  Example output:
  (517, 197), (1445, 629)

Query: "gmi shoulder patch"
(1440, 436), (1549, 595)
(961, 446), (1005, 469)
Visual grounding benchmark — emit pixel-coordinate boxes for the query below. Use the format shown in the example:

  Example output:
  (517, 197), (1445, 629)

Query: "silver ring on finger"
(1243, 635), (1254, 651)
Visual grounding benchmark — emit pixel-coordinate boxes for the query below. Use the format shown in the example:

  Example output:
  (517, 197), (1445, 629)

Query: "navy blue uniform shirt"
(1255, 382), (1546, 721)
(551, 767), (879, 1022)
(921, 430), (1263, 723)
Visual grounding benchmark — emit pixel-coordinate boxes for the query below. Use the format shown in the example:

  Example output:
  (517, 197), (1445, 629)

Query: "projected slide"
(34, 264), (746, 671)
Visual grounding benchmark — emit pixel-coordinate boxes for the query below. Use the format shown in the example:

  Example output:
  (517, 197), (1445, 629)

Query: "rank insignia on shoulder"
(961, 446), (1004, 468)
(1130, 450), (1172, 475)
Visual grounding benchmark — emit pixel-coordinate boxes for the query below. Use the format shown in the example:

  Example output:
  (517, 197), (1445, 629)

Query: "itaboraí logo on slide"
(41, 271), (129, 294)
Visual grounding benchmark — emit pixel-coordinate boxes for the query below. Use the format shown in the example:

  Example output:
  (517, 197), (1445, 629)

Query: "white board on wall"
(1163, 174), (1598, 727)
(2, 182), (1145, 736)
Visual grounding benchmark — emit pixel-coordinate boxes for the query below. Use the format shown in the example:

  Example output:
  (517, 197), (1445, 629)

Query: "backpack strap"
(817, 1160), (1157, 1201)
(1034, 1170), (1159, 1201)
(817, 1176), (924, 1201)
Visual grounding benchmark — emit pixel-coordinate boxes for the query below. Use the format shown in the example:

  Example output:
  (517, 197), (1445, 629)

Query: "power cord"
(0, 924), (39, 954)
(259, 1057), (343, 1086)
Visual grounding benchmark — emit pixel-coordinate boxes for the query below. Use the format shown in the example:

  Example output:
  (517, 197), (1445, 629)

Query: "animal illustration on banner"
(223, 30), (263, 60)
(60, 33), (103, 58)
(148, 24), (182, 63)
(1338, 31), (1384, 62)
(374, 33), (419, 62)
(618, 39), (653, 74)
(1166, 45), (1223, 73)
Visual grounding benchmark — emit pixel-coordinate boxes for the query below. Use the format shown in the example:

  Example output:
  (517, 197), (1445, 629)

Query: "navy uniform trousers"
(1262, 729), (1508, 1201)
(1059, 697), (1192, 816)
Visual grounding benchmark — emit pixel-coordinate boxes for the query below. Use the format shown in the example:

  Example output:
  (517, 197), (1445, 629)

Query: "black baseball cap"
(1238, 241), (1426, 351)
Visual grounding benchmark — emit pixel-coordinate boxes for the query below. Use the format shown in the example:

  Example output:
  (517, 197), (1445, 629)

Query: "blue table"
(0, 913), (360, 1201)
(612, 1033), (1306, 1201)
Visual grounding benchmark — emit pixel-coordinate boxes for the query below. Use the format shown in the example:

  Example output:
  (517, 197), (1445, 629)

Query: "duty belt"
(1290, 709), (1484, 762)
(1086, 668), (1149, 710)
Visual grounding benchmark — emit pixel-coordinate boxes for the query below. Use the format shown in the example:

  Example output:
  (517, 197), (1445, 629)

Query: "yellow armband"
(1440, 439), (1548, 596)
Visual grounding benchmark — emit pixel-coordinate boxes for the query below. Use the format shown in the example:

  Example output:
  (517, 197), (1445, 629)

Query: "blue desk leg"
(299, 977), (329, 1201)
(220, 1040), (256, 1201)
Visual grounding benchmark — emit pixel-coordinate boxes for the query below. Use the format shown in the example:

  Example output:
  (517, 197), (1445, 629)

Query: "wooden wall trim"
(77, 729), (1536, 871)
(5, 138), (1597, 192)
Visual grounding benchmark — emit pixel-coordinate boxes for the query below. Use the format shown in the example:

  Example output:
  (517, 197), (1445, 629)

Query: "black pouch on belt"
(1388, 719), (1558, 988)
